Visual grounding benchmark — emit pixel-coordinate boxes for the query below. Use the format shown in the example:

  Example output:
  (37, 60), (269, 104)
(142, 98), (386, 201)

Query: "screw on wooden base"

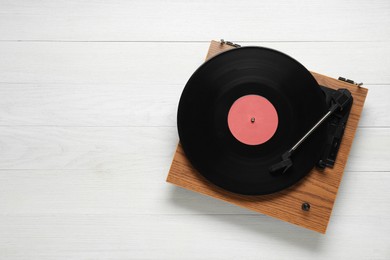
(301, 202), (311, 211)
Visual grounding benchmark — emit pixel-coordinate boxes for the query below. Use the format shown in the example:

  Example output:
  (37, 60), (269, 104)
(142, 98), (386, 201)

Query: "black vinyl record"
(177, 46), (328, 195)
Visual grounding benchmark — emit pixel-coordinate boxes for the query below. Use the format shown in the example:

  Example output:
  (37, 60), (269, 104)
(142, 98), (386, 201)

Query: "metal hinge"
(338, 77), (363, 87)
(220, 39), (241, 48)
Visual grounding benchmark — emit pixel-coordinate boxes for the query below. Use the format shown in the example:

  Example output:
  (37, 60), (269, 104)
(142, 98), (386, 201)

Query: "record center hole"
(251, 117), (255, 123)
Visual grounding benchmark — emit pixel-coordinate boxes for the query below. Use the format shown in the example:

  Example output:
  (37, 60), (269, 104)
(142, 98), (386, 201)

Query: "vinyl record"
(177, 46), (328, 195)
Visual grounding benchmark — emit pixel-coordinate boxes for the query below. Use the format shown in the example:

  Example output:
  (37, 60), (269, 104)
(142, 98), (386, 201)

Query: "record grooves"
(177, 46), (329, 195)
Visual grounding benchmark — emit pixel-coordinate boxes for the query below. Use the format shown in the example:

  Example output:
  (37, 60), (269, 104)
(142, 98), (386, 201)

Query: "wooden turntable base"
(166, 40), (368, 234)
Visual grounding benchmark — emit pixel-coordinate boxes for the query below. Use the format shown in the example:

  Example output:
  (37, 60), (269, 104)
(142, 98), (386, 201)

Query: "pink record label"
(227, 94), (278, 145)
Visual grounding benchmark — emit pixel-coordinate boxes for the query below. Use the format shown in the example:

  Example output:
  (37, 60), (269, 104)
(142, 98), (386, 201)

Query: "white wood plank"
(0, 169), (388, 218)
(0, 42), (389, 85)
(0, 0), (389, 42)
(0, 83), (384, 127)
(0, 126), (387, 172)
(0, 83), (181, 127)
(0, 214), (389, 259)
(0, 126), (176, 170)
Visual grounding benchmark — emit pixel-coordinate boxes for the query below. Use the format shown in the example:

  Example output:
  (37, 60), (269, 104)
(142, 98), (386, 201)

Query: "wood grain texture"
(0, 126), (388, 172)
(0, 42), (389, 85)
(0, 1), (389, 259)
(167, 40), (368, 234)
(0, 0), (389, 41)
(1, 214), (389, 259)
(0, 82), (386, 127)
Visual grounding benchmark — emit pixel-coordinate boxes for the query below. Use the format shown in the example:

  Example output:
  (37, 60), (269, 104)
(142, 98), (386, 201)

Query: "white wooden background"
(0, 1), (389, 259)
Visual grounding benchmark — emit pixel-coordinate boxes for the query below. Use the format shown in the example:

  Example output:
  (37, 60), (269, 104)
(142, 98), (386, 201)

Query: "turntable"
(167, 40), (368, 233)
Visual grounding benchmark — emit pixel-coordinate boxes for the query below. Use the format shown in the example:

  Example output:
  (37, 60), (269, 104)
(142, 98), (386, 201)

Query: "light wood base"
(167, 40), (368, 234)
